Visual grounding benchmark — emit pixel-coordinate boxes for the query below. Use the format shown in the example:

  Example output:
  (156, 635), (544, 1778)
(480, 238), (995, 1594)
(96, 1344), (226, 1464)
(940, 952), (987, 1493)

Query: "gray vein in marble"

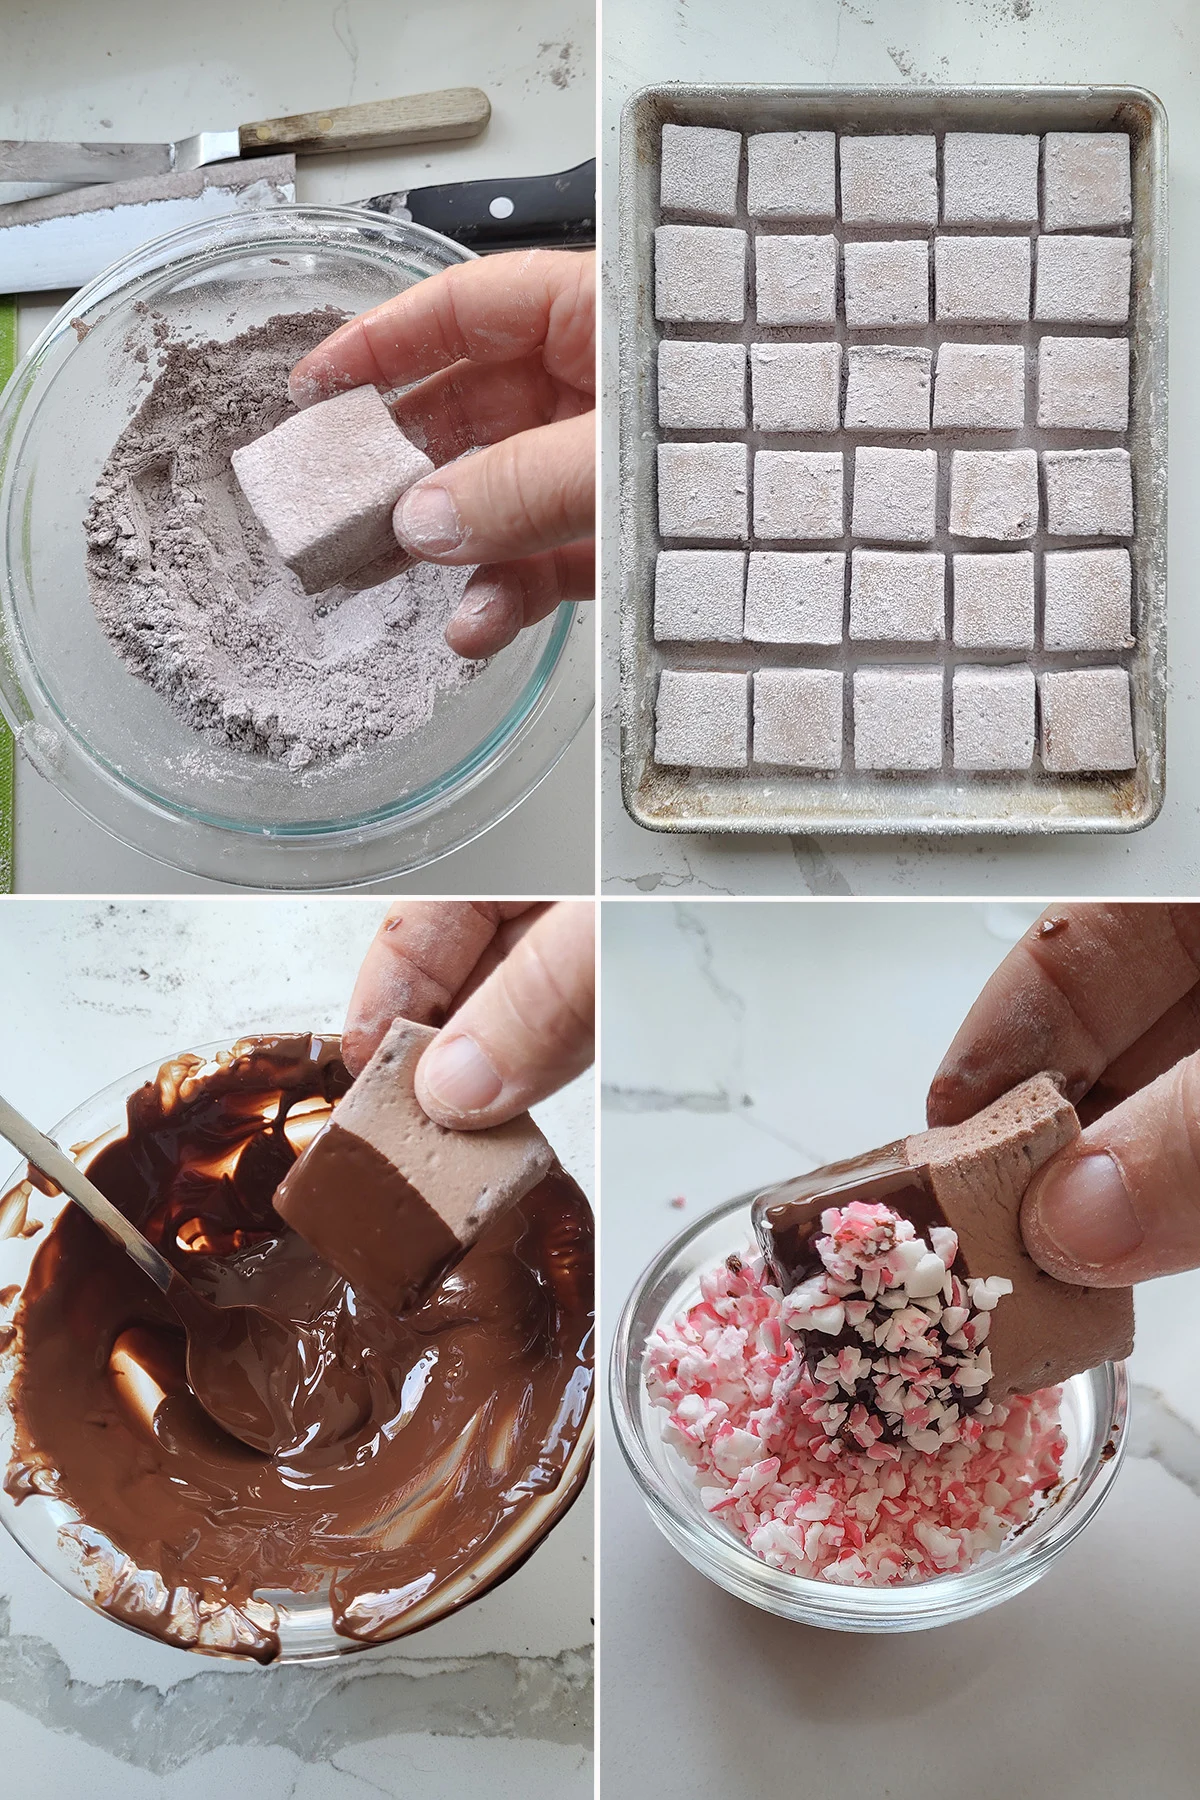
(0, 1603), (592, 1767)
(602, 1083), (751, 1114)
(788, 836), (852, 895)
(1128, 1383), (1200, 1497)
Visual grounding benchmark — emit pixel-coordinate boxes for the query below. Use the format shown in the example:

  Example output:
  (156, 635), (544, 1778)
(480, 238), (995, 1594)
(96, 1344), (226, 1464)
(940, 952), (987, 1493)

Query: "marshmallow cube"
(952, 666), (1036, 771)
(750, 342), (841, 432)
(231, 384), (432, 595)
(1037, 336), (1129, 430)
(942, 132), (1040, 224)
(933, 343), (1026, 430)
(654, 225), (747, 323)
(660, 124), (741, 219)
(753, 668), (844, 768)
(844, 345), (932, 432)
(853, 668), (944, 771)
(746, 131), (836, 220)
(654, 549), (746, 642)
(1043, 548), (1133, 650)
(658, 340), (747, 430)
(839, 136), (938, 225)
(849, 549), (945, 643)
(949, 450), (1039, 541)
(655, 669), (749, 769)
(851, 447), (937, 543)
(1044, 450), (1134, 537)
(1040, 668), (1135, 772)
(753, 451), (844, 541)
(657, 442), (749, 540)
(935, 236), (1031, 323)
(744, 550), (845, 645)
(952, 552), (1035, 650)
(1043, 132), (1132, 231)
(753, 234), (837, 326)
(1035, 235), (1131, 324)
(843, 239), (929, 327)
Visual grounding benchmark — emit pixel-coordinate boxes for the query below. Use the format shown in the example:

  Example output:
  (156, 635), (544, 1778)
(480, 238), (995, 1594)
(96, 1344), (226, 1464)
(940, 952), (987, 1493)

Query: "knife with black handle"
(362, 158), (595, 251)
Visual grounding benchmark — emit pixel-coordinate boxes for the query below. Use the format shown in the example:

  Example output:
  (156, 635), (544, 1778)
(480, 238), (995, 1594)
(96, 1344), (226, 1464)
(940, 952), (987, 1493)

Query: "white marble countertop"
(3, 0), (595, 895)
(600, 900), (1200, 1797)
(601, 0), (1200, 895)
(0, 898), (594, 1798)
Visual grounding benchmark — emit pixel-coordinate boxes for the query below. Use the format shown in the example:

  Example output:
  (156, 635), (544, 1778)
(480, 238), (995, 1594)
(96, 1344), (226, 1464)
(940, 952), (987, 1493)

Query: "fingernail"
(394, 483), (463, 554)
(1026, 1151), (1144, 1268)
(419, 1035), (502, 1117)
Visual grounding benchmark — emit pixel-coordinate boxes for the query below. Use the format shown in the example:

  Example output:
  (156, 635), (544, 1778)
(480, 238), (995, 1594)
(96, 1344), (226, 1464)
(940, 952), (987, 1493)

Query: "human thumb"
(414, 901), (594, 1129)
(1022, 1051), (1200, 1286)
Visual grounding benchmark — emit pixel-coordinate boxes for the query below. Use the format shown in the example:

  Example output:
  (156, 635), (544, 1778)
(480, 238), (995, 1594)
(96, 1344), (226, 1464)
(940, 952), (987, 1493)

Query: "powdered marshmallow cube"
(850, 549), (945, 642)
(750, 342), (841, 432)
(1043, 132), (1132, 231)
(950, 450), (1039, 541)
(654, 225), (747, 323)
(844, 345), (931, 432)
(853, 668), (943, 770)
(744, 550), (844, 644)
(1037, 336), (1129, 430)
(942, 133), (1040, 224)
(851, 447), (937, 543)
(753, 234), (837, 325)
(953, 666), (1036, 771)
(842, 239), (929, 327)
(658, 340), (747, 429)
(753, 668), (843, 768)
(654, 549), (746, 642)
(657, 442), (749, 542)
(839, 136), (938, 225)
(1043, 449), (1133, 537)
(231, 385), (433, 595)
(660, 124), (741, 218)
(952, 552), (1035, 649)
(1043, 548), (1133, 650)
(1040, 668), (1135, 772)
(746, 131), (836, 219)
(935, 235), (1031, 322)
(753, 451), (844, 540)
(1035, 235), (1131, 324)
(655, 669), (749, 768)
(933, 343), (1026, 430)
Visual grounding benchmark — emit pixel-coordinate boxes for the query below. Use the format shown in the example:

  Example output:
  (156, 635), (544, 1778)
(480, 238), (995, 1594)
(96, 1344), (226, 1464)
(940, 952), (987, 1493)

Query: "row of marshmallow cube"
(656, 546), (1132, 651)
(655, 665), (1134, 774)
(659, 444), (1132, 542)
(659, 337), (1129, 433)
(659, 126), (1131, 231)
(656, 227), (1131, 326)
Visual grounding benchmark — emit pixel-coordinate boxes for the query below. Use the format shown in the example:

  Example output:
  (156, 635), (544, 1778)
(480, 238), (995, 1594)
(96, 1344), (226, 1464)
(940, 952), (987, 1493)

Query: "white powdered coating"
(655, 668), (749, 768)
(746, 131), (836, 219)
(839, 135), (938, 225)
(1034, 235), (1131, 324)
(853, 667), (944, 770)
(844, 345), (932, 432)
(942, 133), (1040, 225)
(1043, 132), (1132, 231)
(654, 549), (746, 642)
(933, 343), (1025, 430)
(1043, 449), (1134, 537)
(753, 234), (837, 325)
(842, 238), (929, 328)
(1040, 668), (1135, 772)
(660, 123), (742, 219)
(851, 447), (937, 543)
(85, 309), (476, 769)
(753, 667), (843, 767)
(657, 441), (749, 540)
(753, 451), (844, 540)
(849, 549), (945, 643)
(654, 224), (747, 322)
(951, 552), (1035, 649)
(1037, 335), (1130, 430)
(1043, 548), (1133, 650)
(744, 550), (845, 645)
(952, 666), (1036, 771)
(658, 339), (747, 429)
(935, 235), (1031, 322)
(949, 450), (1039, 541)
(750, 341), (841, 432)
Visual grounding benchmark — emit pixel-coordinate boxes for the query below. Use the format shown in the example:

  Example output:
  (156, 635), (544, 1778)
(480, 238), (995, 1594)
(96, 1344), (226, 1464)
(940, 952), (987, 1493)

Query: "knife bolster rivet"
(318, 116), (333, 131)
(254, 125), (272, 142)
(489, 195), (515, 219)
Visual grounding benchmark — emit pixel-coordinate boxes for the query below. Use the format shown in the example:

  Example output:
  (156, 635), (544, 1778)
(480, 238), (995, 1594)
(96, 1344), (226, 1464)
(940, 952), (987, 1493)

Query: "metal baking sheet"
(618, 84), (1168, 836)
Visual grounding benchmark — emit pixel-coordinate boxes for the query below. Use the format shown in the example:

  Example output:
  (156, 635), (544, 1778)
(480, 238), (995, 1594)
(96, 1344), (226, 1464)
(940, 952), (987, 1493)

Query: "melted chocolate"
(2, 1036), (593, 1662)
(752, 1143), (949, 1289)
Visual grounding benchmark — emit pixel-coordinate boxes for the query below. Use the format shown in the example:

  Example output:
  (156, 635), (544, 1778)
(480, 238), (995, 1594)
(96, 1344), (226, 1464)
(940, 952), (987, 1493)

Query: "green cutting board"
(0, 299), (12, 894)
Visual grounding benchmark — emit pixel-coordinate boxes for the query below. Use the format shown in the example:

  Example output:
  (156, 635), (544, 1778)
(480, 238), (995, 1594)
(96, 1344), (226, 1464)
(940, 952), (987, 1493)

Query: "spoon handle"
(0, 1092), (175, 1295)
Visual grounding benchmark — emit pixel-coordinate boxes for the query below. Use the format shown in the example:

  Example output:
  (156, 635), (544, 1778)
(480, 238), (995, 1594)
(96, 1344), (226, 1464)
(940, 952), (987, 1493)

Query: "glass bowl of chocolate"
(0, 1036), (594, 1662)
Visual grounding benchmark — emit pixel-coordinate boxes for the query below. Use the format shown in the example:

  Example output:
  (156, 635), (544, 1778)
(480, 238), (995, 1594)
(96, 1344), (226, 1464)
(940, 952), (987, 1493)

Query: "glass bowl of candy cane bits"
(611, 1189), (1127, 1633)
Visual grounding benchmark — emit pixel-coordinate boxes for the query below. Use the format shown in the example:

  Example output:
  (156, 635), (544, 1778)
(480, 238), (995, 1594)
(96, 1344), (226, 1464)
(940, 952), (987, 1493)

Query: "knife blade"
(363, 159), (595, 252)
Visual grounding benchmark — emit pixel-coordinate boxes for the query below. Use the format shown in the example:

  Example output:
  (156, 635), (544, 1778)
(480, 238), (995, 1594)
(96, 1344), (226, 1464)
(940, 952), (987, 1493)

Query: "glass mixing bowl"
(0, 208), (592, 887)
(610, 1190), (1127, 1633)
(0, 1039), (595, 1662)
